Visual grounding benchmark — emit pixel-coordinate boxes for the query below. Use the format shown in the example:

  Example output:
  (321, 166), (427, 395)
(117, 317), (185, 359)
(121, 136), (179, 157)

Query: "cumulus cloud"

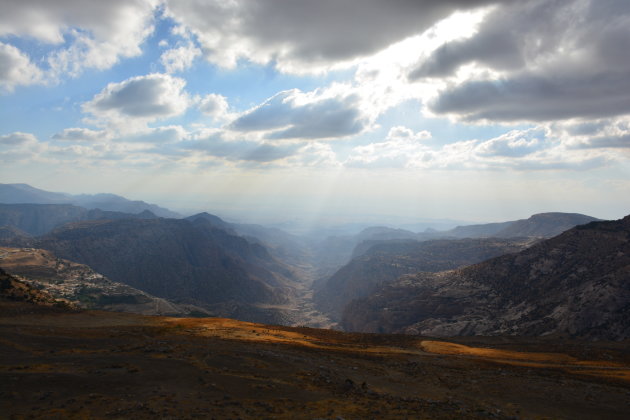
(230, 88), (370, 140)
(0, 132), (42, 163)
(125, 126), (188, 144)
(198, 93), (229, 121)
(555, 117), (630, 149)
(52, 127), (106, 142)
(0, 132), (38, 146)
(345, 124), (624, 171)
(289, 142), (339, 167)
(345, 126), (433, 168)
(182, 131), (300, 163)
(0, 42), (43, 91)
(387, 126), (432, 142)
(410, 0), (630, 123)
(0, 0), (157, 79)
(164, 0), (499, 73)
(83, 73), (190, 125)
(160, 42), (201, 73)
(475, 128), (544, 157)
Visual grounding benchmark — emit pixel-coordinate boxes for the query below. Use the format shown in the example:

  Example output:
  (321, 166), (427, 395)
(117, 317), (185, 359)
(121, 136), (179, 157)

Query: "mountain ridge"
(0, 183), (180, 218)
(342, 215), (630, 340)
(315, 237), (537, 321)
(25, 217), (298, 324)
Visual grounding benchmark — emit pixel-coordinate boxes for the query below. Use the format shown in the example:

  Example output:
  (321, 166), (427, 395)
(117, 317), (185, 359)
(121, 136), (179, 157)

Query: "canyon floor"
(2, 301), (630, 419)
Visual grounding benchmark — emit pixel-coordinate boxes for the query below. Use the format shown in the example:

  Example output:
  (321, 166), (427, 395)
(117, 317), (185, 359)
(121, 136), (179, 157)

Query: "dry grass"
(2, 301), (630, 419)
(421, 340), (630, 381)
(160, 317), (418, 355)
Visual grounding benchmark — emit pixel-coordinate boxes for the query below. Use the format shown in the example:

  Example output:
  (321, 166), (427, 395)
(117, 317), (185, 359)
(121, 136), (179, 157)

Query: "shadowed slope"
(343, 216), (630, 340)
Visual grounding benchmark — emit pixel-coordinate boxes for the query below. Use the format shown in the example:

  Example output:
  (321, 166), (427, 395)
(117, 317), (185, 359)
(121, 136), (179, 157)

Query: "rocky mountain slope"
(343, 216), (630, 340)
(0, 247), (208, 316)
(0, 183), (179, 218)
(27, 217), (297, 323)
(0, 225), (30, 241)
(0, 266), (71, 307)
(315, 237), (536, 321)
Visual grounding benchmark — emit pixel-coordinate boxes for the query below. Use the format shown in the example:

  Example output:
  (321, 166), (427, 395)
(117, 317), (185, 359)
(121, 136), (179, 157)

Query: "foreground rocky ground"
(1, 300), (629, 420)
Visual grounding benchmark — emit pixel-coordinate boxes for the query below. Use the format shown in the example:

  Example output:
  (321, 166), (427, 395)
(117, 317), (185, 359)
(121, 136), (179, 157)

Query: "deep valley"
(1, 183), (629, 419)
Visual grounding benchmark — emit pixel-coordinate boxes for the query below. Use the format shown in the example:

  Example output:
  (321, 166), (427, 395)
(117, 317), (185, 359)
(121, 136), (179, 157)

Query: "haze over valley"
(2, 0), (630, 418)
(0, 182), (618, 333)
(1, 182), (629, 419)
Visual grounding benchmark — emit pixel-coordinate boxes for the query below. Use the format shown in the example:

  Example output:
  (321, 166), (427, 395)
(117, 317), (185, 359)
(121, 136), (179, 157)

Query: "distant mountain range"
(0, 183), (180, 218)
(0, 203), (158, 236)
(342, 215), (630, 340)
(442, 212), (600, 239)
(1, 182), (619, 336)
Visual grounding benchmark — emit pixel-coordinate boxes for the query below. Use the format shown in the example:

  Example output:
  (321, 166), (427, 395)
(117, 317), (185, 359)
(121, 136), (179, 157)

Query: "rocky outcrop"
(342, 216), (630, 340)
(0, 247), (209, 316)
(0, 266), (70, 308)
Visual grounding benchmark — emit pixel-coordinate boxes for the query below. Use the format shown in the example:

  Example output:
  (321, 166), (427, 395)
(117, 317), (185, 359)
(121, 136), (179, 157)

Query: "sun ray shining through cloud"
(1, 0), (629, 223)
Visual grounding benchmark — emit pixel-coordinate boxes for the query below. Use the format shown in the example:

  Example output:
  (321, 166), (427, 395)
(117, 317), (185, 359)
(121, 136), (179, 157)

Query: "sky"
(1, 0), (630, 225)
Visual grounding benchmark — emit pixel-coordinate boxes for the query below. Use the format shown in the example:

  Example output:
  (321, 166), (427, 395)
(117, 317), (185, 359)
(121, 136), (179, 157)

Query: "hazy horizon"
(1, 181), (623, 234)
(2, 1), (629, 226)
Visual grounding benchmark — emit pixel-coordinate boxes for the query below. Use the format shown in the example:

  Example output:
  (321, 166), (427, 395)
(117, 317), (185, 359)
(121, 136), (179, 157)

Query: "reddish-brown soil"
(1, 300), (629, 419)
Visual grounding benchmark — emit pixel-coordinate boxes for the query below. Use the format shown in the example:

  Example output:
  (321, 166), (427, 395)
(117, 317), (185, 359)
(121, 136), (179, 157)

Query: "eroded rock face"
(343, 216), (630, 340)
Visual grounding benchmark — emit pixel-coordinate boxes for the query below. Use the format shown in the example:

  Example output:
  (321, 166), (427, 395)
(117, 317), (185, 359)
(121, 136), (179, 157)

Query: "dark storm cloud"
(412, 0), (630, 122)
(165, 0), (505, 68)
(430, 72), (630, 121)
(409, 0), (566, 80)
(230, 90), (368, 140)
(430, 72), (630, 122)
(564, 121), (608, 137)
